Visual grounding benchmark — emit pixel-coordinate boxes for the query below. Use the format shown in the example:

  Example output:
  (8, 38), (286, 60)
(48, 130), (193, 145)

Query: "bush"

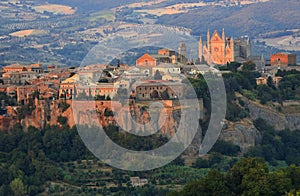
(211, 140), (241, 156)
(58, 101), (70, 112)
(57, 115), (68, 125)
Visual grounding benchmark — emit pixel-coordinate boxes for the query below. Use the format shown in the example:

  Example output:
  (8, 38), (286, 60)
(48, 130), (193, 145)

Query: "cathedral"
(199, 29), (235, 65)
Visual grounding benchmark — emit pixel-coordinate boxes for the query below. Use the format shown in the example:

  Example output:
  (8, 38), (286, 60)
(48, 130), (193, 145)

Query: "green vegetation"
(0, 92), (17, 106)
(88, 10), (115, 22)
(57, 115), (68, 125)
(171, 158), (300, 196)
(247, 118), (300, 166)
(1, 117), (300, 195)
(104, 125), (170, 151)
(0, 125), (91, 195)
(223, 64), (300, 105)
(58, 101), (70, 112)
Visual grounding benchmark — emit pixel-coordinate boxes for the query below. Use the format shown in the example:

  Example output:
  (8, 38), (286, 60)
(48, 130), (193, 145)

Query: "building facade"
(199, 29), (234, 65)
(134, 80), (184, 101)
(270, 53), (297, 66)
(234, 37), (251, 60)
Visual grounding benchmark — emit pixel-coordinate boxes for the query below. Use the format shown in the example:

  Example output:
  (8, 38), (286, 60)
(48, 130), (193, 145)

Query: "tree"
(106, 95), (111, 100)
(161, 89), (169, 100)
(242, 61), (256, 71)
(226, 158), (270, 195)
(211, 140), (240, 156)
(57, 115), (68, 125)
(227, 62), (241, 72)
(154, 70), (162, 80)
(267, 76), (275, 89)
(171, 170), (231, 196)
(268, 170), (292, 195)
(10, 178), (26, 196)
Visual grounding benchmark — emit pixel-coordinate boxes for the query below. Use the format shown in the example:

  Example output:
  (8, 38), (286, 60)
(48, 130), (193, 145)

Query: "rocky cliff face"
(220, 119), (262, 153)
(21, 99), (49, 130)
(10, 95), (300, 156)
(241, 98), (300, 131)
(17, 99), (185, 136)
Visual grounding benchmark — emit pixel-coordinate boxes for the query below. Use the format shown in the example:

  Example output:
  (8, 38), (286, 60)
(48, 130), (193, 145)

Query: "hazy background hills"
(41, 0), (300, 40)
(1, 0), (300, 65)
(156, 0), (300, 37)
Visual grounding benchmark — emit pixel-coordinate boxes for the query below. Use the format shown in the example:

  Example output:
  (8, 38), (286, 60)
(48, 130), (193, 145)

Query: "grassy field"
(88, 10), (115, 22)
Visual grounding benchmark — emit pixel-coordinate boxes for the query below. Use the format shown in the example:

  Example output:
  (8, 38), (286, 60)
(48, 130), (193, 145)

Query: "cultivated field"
(33, 4), (76, 15)
(257, 35), (300, 51)
(88, 10), (115, 22)
(9, 29), (47, 37)
(134, 0), (271, 17)
(117, 0), (167, 9)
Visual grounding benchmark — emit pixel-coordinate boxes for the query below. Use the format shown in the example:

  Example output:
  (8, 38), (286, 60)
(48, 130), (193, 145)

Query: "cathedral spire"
(230, 36), (234, 61)
(207, 29), (211, 51)
(222, 28), (225, 41)
(207, 29), (210, 42)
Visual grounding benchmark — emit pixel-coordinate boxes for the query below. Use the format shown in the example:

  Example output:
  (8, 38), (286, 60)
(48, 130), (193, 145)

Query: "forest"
(0, 117), (300, 195)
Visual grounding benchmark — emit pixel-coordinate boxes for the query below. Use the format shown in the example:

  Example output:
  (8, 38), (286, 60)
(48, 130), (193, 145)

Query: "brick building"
(3, 63), (42, 73)
(136, 53), (171, 67)
(270, 53), (297, 66)
(16, 85), (38, 104)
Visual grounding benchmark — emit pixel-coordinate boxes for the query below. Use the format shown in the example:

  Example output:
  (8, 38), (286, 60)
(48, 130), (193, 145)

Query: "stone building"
(234, 36), (252, 60)
(59, 74), (78, 99)
(3, 63), (42, 73)
(256, 76), (283, 86)
(16, 85), (37, 104)
(178, 42), (188, 64)
(158, 48), (175, 57)
(2, 71), (38, 85)
(152, 63), (181, 77)
(134, 80), (184, 101)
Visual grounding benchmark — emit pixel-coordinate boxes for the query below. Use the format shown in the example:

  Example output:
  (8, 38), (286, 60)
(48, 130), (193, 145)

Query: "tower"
(178, 42), (187, 64)
(178, 42), (187, 57)
(246, 36), (251, 59)
(222, 28), (225, 42)
(198, 36), (203, 63)
(207, 29), (211, 52)
(230, 37), (234, 61)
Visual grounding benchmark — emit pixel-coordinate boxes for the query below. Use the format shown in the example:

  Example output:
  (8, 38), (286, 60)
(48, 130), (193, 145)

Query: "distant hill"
(43, 0), (140, 12)
(156, 0), (300, 38)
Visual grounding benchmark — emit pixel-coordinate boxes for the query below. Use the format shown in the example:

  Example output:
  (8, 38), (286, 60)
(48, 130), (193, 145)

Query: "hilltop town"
(2, 0), (300, 195)
(0, 29), (299, 134)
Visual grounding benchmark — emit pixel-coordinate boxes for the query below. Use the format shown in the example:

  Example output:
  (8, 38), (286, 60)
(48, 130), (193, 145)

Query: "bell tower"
(207, 29), (211, 52)
(178, 42), (187, 64)
(198, 36), (203, 63)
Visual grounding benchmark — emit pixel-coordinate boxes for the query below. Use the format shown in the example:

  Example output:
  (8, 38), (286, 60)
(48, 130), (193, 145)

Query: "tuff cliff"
(16, 99), (187, 136)
(220, 119), (262, 153)
(5, 96), (300, 154)
(238, 95), (300, 131)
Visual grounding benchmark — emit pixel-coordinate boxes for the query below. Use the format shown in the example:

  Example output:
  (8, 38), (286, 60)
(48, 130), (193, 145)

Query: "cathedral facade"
(199, 29), (235, 65)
